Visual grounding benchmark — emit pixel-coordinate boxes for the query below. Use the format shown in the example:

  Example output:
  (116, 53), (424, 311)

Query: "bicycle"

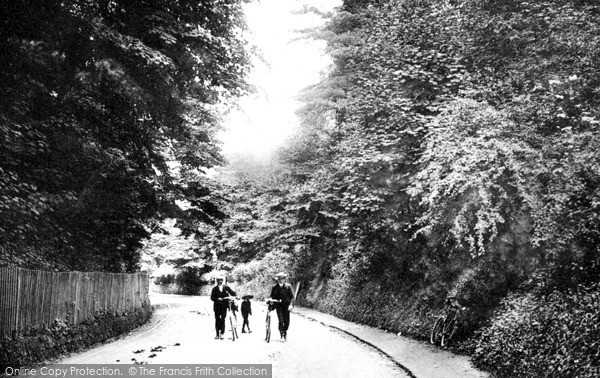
(265, 298), (280, 343)
(223, 296), (239, 341)
(430, 298), (464, 347)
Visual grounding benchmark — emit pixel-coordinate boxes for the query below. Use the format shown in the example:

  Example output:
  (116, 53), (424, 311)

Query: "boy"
(241, 296), (252, 333)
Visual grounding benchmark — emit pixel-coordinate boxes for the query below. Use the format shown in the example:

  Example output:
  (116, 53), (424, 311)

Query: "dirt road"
(57, 294), (408, 377)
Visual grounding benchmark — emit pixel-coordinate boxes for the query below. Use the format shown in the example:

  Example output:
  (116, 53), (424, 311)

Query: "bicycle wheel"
(441, 319), (457, 347)
(230, 315), (236, 341)
(430, 318), (444, 345)
(265, 313), (271, 343)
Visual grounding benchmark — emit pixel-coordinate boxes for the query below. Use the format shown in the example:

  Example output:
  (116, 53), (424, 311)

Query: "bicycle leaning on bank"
(430, 297), (465, 347)
(264, 298), (280, 343)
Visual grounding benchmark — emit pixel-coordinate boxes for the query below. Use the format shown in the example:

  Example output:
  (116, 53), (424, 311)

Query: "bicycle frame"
(430, 306), (461, 346)
(265, 299), (278, 343)
(226, 299), (238, 341)
(444, 307), (459, 324)
(441, 307), (460, 346)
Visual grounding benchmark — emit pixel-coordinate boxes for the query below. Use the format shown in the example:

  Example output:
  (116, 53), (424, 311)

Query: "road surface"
(57, 294), (408, 377)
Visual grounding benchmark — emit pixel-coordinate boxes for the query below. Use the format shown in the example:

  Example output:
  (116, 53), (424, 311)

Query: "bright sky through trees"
(219, 0), (341, 161)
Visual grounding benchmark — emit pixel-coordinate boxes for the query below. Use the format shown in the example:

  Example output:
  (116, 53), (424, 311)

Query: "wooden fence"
(0, 267), (149, 339)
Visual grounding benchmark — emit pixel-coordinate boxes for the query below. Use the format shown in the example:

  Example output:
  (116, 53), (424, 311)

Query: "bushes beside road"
(229, 247), (600, 377)
(0, 305), (152, 369)
(473, 285), (600, 378)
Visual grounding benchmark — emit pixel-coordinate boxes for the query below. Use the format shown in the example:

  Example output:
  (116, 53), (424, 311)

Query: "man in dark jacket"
(270, 272), (294, 341)
(210, 276), (236, 339)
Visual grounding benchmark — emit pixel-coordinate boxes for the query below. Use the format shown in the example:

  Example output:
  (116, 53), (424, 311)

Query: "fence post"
(14, 267), (22, 338)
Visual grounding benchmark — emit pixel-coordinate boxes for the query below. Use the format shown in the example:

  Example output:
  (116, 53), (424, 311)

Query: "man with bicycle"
(269, 272), (295, 341)
(210, 275), (236, 340)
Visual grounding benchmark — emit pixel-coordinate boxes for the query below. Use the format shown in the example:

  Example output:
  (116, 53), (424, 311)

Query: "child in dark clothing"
(241, 298), (252, 333)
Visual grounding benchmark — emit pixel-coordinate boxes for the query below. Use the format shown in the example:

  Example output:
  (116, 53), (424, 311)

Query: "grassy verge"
(0, 305), (152, 369)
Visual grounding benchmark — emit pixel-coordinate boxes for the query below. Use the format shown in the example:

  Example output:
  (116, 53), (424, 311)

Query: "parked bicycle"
(264, 298), (280, 343)
(430, 297), (465, 347)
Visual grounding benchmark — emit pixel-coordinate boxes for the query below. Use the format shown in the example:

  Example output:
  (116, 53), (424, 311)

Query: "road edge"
(294, 311), (417, 378)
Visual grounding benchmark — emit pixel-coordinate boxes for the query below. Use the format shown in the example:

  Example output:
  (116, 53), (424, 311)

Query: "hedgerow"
(473, 285), (600, 378)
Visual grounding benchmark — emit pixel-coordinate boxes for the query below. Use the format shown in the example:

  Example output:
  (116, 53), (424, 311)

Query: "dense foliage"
(0, 305), (152, 368)
(214, 0), (600, 376)
(0, 0), (250, 271)
(4, 0), (598, 374)
(473, 283), (600, 377)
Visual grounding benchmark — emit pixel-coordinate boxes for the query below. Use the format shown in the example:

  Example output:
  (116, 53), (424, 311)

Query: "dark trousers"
(242, 313), (250, 331)
(214, 308), (227, 335)
(276, 304), (290, 333)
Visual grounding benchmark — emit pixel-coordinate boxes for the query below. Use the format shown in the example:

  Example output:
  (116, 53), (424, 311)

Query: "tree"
(0, 0), (251, 271)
